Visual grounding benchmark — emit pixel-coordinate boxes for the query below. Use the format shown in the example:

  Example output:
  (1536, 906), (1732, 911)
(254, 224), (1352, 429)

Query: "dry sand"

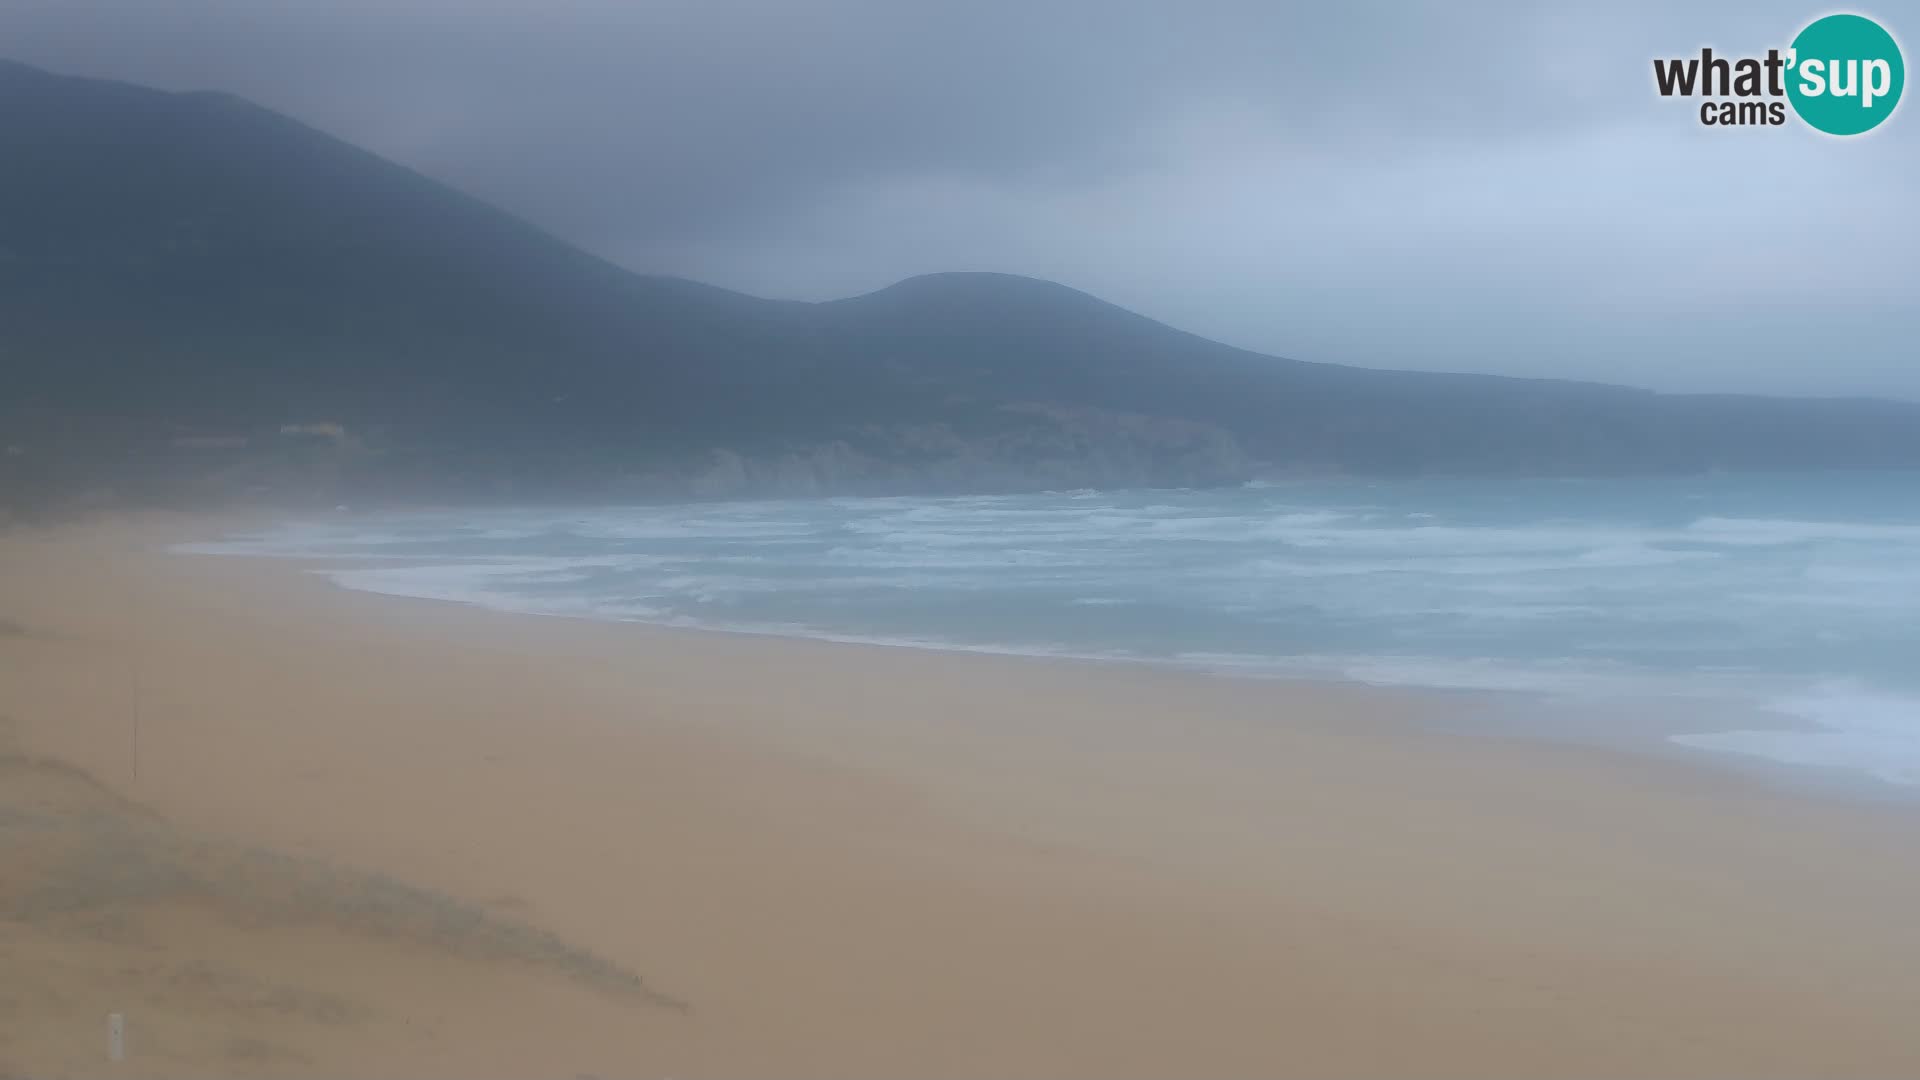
(5, 512), (1920, 1078)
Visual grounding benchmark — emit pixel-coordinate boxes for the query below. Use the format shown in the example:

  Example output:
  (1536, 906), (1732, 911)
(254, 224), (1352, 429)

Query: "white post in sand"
(107, 1012), (125, 1063)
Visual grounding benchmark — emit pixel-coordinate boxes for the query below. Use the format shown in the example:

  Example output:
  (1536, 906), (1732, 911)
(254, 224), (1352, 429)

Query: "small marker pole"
(130, 667), (141, 785)
(107, 1012), (125, 1062)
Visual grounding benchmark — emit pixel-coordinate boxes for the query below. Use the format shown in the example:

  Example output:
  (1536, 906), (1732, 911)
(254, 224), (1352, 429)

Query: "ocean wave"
(1234, 542), (1714, 578)
(1686, 516), (1920, 546)
(322, 561), (663, 619)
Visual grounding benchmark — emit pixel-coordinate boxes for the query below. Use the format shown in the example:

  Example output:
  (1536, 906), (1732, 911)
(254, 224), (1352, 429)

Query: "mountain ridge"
(3, 57), (1918, 508)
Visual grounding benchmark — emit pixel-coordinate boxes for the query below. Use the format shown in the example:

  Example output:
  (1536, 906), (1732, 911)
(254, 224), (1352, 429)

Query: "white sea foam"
(1234, 544), (1715, 579)
(821, 545), (1122, 569)
(323, 560), (665, 619)
(1673, 682), (1920, 787)
(1686, 516), (1920, 546)
(1308, 655), (1660, 695)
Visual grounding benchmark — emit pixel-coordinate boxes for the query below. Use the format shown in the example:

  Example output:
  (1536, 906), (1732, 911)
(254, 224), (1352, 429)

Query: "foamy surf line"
(171, 478), (1920, 790)
(1673, 684), (1920, 789)
(181, 537), (1655, 690)
(274, 551), (1920, 793)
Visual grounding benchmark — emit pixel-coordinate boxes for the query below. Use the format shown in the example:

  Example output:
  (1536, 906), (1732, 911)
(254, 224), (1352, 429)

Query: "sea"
(181, 472), (1920, 790)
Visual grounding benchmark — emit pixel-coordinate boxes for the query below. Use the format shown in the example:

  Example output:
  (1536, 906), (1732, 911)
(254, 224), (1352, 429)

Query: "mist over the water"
(188, 473), (1920, 786)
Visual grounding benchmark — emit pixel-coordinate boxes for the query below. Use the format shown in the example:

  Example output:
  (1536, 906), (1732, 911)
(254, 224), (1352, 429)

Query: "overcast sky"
(4, 0), (1914, 397)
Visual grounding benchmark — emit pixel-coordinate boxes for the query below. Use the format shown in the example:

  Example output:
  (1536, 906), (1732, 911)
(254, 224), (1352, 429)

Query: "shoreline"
(186, 535), (1890, 806)
(8, 512), (1920, 1076)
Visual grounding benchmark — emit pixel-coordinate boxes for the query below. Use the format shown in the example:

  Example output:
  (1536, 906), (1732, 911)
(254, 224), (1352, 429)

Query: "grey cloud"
(2, 0), (1915, 396)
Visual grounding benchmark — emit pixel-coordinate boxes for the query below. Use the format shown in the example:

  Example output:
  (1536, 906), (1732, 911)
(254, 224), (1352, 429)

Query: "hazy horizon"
(3, 0), (1913, 400)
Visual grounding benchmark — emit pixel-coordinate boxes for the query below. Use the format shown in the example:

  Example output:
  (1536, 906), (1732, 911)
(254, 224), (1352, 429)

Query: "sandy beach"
(5, 513), (1920, 1078)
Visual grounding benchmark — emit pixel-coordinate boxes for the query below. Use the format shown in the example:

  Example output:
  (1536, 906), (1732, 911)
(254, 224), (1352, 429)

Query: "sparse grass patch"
(0, 753), (687, 1012)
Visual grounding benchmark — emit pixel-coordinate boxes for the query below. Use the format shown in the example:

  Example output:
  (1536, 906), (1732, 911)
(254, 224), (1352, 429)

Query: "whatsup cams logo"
(1654, 12), (1904, 134)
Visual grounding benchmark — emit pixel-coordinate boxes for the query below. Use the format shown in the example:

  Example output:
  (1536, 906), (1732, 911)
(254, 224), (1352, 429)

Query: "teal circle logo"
(1787, 14), (1904, 135)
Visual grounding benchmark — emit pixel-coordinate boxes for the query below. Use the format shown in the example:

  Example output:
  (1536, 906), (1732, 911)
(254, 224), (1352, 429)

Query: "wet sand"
(5, 512), (1920, 1078)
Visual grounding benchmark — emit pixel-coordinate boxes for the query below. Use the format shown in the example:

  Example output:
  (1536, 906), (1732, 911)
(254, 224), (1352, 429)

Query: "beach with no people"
(6, 512), (1920, 1078)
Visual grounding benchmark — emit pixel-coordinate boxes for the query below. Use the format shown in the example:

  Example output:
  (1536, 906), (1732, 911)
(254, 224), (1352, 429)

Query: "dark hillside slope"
(811, 272), (1913, 474)
(0, 60), (808, 434)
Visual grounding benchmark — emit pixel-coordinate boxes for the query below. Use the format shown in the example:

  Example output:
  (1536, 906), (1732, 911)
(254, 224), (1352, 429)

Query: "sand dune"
(0, 744), (683, 1071)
